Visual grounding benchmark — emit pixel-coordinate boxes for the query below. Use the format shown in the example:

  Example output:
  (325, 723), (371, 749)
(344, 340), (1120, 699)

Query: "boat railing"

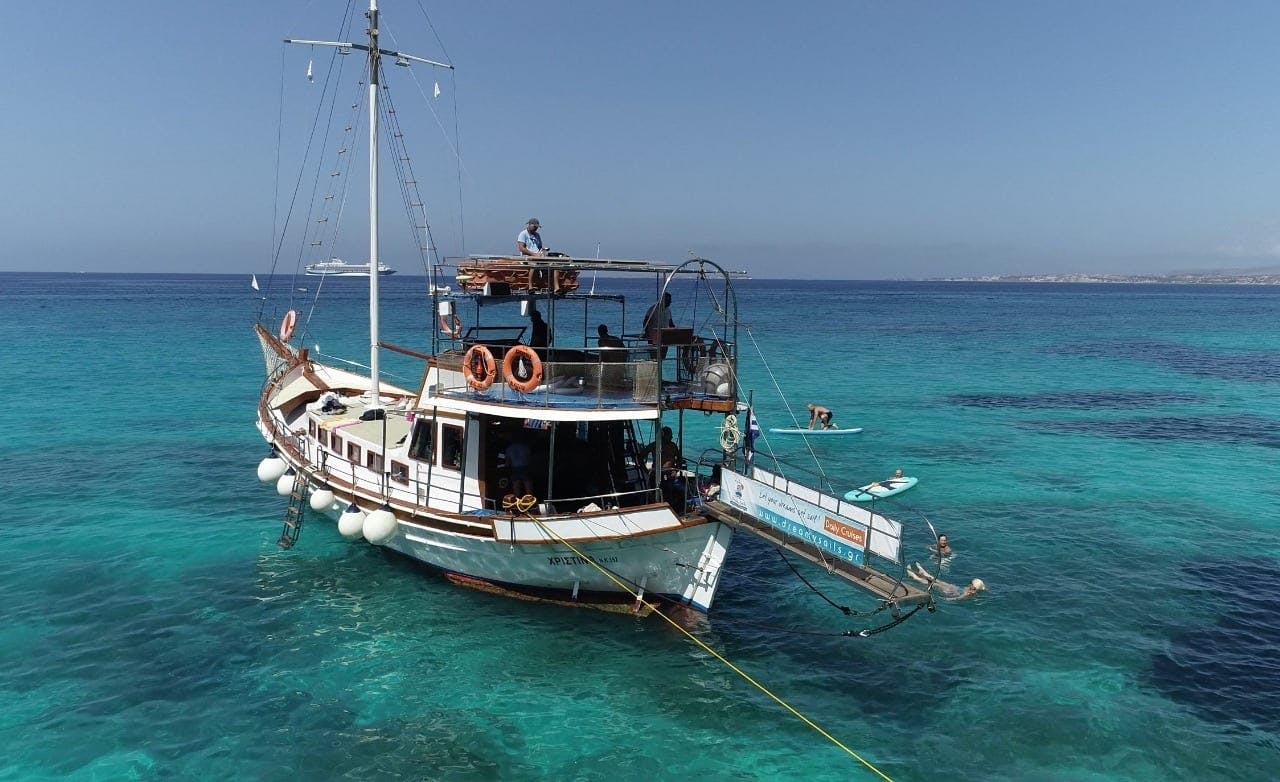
(480, 485), (657, 515)
(297, 438), (472, 517)
(434, 345), (738, 411)
(298, 437), (658, 519)
(647, 447), (735, 516)
(434, 353), (665, 407)
(742, 450), (913, 568)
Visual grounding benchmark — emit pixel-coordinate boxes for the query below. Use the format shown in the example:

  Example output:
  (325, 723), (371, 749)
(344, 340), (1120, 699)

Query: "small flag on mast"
(251, 274), (259, 291)
(433, 82), (441, 99)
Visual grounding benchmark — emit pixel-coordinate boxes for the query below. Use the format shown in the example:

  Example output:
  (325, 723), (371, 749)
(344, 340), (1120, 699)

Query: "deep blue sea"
(3, 272), (1279, 781)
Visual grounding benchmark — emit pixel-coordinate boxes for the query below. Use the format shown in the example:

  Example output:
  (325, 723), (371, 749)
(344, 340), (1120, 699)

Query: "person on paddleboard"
(806, 403), (835, 429)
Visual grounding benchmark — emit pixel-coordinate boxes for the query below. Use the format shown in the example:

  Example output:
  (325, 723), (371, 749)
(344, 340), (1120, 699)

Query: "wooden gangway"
(700, 500), (931, 606)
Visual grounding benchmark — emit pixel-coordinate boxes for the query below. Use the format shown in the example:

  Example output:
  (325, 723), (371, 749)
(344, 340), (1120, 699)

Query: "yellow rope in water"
(528, 515), (895, 782)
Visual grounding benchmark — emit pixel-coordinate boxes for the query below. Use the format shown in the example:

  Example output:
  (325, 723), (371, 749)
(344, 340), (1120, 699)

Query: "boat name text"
(548, 554), (619, 567)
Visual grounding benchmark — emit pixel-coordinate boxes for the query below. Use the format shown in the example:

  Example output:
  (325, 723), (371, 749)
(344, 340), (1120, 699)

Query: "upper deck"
(418, 255), (744, 416)
(422, 345), (738, 418)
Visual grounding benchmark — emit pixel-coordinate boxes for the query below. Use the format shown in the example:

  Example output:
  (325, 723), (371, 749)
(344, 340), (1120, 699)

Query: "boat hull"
(301, 493), (734, 612)
(304, 269), (397, 276)
(252, 337), (734, 613)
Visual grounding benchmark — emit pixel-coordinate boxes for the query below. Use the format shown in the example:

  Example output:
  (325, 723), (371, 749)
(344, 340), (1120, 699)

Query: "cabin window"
(347, 442), (362, 464)
(408, 421), (435, 464)
(309, 420), (317, 437)
(367, 451), (384, 473)
(441, 424), (464, 471)
(318, 429), (329, 449)
(390, 460), (409, 484)
(331, 434), (344, 455)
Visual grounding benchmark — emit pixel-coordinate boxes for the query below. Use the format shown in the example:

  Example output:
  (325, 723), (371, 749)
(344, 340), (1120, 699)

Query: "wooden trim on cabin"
(668, 397), (736, 413)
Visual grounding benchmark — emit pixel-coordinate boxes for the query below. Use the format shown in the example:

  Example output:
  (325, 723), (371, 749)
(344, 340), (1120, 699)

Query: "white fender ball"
(309, 486), (336, 512)
(362, 506), (398, 546)
(257, 453), (287, 483)
(337, 504), (366, 540)
(701, 362), (732, 395)
(275, 468), (297, 496)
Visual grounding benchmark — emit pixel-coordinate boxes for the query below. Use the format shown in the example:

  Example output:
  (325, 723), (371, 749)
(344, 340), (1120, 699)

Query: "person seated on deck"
(517, 218), (547, 257)
(906, 562), (984, 601)
(806, 403), (835, 430)
(640, 426), (684, 472)
(596, 324), (624, 361)
(641, 426), (689, 513)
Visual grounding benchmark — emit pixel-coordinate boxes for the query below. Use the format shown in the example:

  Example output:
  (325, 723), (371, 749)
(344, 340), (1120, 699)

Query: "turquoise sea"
(3, 272), (1279, 781)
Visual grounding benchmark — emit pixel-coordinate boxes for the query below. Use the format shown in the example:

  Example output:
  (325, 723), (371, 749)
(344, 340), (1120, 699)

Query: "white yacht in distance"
(305, 258), (396, 276)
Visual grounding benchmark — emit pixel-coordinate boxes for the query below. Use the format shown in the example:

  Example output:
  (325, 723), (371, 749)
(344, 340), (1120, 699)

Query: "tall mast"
(284, 5), (453, 408)
(366, 0), (382, 406)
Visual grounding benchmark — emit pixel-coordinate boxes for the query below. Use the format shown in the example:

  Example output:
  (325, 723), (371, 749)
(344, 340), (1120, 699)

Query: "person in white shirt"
(517, 218), (546, 256)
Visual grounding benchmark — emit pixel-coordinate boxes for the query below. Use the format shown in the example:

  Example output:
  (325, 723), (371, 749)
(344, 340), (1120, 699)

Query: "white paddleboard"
(844, 475), (918, 502)
(768, 427), (864, 436)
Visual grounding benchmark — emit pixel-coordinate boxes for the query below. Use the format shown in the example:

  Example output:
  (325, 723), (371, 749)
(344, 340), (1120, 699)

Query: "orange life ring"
(462, 345), (497, 392)
(503, 344), (543, 393)
(279, 309), (298, 342)
(439, 313), (463, 338)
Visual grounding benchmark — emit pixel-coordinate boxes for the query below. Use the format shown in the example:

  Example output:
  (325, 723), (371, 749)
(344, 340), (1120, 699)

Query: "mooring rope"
(526, 514), (897, 781)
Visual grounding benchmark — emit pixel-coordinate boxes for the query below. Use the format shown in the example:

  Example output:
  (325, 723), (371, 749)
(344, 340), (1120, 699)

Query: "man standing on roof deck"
(517, 218), (547, 257)
(642, 291), (676, 359)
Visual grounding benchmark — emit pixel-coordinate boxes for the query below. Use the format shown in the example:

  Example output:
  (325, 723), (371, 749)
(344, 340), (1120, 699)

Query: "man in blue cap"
(517, 218), (547, 257)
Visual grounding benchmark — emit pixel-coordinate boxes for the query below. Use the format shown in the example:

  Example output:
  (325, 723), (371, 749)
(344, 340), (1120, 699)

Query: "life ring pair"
(503, 345), (543, 393)
(439, 313), (463, 339)
(462, 345), (497, 392)
(279, 309), (298, 342)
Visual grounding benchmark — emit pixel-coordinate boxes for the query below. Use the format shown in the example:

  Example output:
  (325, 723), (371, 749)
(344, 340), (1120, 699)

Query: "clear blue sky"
(4, 1), (1280, 279)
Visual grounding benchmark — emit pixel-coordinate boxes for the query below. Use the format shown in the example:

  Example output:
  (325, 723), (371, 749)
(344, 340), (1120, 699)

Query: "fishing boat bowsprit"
(253, 0), (936, 627)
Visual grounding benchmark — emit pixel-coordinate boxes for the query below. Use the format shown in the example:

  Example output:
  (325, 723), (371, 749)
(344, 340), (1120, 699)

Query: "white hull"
(305, 260), (396, 276)
(307, 496), (733, 609)
(305, 268), (397, 276)
(255, 331), (734, 611)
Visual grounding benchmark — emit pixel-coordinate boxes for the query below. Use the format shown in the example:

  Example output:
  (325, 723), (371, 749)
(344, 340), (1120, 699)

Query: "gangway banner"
(720, 467), (902, 565)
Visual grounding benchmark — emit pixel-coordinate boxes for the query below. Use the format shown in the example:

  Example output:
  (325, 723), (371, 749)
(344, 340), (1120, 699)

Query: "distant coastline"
(935, 272), (1280, 285)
